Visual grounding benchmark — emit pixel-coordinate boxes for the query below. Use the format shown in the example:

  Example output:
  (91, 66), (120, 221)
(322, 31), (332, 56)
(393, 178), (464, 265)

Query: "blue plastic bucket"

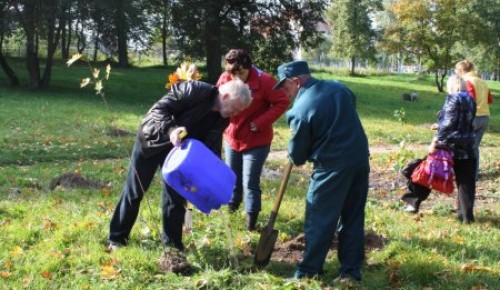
(162, 139), (236, 214)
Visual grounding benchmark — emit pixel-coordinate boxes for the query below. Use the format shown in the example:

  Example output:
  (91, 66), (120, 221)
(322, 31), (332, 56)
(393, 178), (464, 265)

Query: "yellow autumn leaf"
(11, 246), (23, 256)
(101, 258), (119, 267)
(43, 219), (58, 232)
(66, 53), (83, 66)
(105, 64), (111, 80)
(166, 72), (180, 89)
(235, 236), (251, 251)
(92, 68), (100, 79)
(51, 249), (63, 259)
(79, 221), (95, 229)
(4, 261), (13, 269)
(165, 62), (201, 89)
(101, 265), (120, 279)
(94, 80), (103, 93)
(40, 271), (52, 279)
(200, 236), (211, 248)
(80, 78), (91, 88)
(0, 271), (11, 279)
(461, 263), (492, 272)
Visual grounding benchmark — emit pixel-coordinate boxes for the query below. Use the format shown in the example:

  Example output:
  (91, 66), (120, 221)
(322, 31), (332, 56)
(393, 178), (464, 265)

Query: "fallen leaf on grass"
(101, 265), (121, 279)
(51, 249), (63, 259)
(11, 246), (23, 256)
(461, 263), (492, 273)
(40, 271), (52, 279)
(470, 285), (488, 290)
(43, 219), (59, 232)
(4, 261), (13, 269)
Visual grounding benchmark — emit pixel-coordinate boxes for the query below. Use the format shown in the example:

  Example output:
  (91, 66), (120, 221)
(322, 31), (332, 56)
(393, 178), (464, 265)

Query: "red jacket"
(216, 66), (289, 152)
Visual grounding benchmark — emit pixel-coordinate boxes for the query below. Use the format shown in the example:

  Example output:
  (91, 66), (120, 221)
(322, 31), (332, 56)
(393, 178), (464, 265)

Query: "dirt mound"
(106, 127), (134, 137)
(49, 173), (109, 190)
(158, 248), (191, 274)
(271, 230), (386, 263)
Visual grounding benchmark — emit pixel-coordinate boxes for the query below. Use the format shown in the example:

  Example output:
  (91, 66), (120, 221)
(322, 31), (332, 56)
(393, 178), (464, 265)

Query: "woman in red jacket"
(216, 49), (290, 230)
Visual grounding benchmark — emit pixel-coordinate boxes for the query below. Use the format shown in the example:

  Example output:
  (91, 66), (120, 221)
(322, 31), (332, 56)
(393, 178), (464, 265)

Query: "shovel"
(254, 161), (293, 267)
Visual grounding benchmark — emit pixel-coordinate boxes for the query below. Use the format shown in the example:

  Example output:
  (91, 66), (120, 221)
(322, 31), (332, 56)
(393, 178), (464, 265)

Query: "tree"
(147, 0), (173, 66)
(12, 0), (68, 89)
(458, 0), (500, 80)
(382, 0), (472, 92)
(326, 0), (381, 75)
(0, 1), (20, 86)
(170, 0), (327, 83)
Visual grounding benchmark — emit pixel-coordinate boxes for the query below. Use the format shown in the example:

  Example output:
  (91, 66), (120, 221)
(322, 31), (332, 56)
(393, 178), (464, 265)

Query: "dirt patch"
(49, 173), (110, 190)
(271, 230), (387, 264)
(158, 248), (191, 274)
(106, 127), (134, 137)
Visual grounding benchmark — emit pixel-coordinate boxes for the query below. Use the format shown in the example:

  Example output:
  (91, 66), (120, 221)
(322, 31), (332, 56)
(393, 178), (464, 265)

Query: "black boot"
(246, 212), (259, 231)
(228, 202), (239, 213)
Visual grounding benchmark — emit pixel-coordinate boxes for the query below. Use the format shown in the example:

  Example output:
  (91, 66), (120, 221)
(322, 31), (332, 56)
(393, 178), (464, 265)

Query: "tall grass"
(0, 58), (499, 289)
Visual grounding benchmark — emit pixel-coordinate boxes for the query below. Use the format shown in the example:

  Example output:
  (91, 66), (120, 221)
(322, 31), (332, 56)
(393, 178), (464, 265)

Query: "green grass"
(0, 58), (499, 289)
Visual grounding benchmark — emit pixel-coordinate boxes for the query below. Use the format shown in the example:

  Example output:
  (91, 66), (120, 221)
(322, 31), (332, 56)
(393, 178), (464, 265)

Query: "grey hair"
(446, 75), (466, 94)
(218, 79), (252, 107)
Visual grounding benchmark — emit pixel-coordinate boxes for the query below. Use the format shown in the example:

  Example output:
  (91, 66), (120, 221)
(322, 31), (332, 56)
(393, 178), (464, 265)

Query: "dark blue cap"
(273, 61), (311, 90)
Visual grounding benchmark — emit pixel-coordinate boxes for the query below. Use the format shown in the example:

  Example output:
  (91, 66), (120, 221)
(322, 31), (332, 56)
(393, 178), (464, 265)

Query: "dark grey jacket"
(138, 80), (229, 157)
(436, 90), (476, 160)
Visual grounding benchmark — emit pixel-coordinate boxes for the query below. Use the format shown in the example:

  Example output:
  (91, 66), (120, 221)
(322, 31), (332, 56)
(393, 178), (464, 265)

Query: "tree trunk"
(18, 0), (41, 89)
(162, 5), (168, 67)
(60, 1), (72, 60)
(0, 52), (20, 87)
(116, 2), (129, 68)
(350, 56), (356, 75)
(205, 2), (223, 84)
(93, 30), (99, 62)
(434, 70), (444, 92)
(41, 12), (62, 88)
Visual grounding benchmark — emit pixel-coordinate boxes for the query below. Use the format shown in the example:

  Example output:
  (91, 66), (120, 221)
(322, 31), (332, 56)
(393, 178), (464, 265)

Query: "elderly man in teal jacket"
(274, 61), (370, 282)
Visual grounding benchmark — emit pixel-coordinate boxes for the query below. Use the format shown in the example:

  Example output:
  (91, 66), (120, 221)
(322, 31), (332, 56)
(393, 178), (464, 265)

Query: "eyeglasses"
(226, 58), (237, 64)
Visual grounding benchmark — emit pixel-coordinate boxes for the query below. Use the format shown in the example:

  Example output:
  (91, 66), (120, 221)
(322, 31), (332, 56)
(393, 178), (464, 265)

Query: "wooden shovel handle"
(268, 161), (293, 226)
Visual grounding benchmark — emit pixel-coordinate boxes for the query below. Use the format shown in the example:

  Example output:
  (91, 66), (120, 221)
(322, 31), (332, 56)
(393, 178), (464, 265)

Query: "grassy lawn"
(0, 58), (499, 289)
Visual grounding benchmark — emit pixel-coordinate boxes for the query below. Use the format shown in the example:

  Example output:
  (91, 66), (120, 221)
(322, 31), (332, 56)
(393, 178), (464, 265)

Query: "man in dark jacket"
(108, 79), (252, 251)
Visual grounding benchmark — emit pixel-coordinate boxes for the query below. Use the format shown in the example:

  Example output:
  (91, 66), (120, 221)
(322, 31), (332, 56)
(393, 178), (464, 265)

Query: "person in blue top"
(273, 61), (370, 282)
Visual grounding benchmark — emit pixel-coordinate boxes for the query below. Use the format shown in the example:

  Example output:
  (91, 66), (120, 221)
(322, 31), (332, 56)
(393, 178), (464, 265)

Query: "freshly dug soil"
(158, 248), (191, 274)
(271, 230), (387, 263)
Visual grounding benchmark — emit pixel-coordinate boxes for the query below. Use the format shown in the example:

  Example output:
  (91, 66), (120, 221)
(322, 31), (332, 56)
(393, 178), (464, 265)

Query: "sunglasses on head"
(226, 58), (238, 64)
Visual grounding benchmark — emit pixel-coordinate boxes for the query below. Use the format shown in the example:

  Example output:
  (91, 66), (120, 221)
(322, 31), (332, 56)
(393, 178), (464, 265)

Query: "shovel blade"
(254, 228), (278, 267)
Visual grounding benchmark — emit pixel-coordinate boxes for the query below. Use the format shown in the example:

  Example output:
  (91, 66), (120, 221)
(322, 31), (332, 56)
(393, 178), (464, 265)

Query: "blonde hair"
(455, 59), (474, 73)
(446, 75), (466, 94)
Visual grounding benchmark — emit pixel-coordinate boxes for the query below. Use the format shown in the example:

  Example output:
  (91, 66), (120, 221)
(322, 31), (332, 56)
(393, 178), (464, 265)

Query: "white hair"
(218, 79), (252, 107)
(446, 75), (466, 94)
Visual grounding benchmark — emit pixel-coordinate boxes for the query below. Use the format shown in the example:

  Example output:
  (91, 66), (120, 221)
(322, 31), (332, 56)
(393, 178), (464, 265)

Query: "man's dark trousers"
(109, 138), (186, 249)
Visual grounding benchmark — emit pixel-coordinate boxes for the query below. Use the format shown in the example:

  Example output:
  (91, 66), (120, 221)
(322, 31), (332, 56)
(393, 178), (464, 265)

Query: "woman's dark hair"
(225, 49), (252, 73)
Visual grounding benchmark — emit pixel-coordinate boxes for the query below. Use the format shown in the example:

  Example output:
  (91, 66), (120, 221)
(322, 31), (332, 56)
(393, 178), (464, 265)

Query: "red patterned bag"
(411, 149), (455, 195)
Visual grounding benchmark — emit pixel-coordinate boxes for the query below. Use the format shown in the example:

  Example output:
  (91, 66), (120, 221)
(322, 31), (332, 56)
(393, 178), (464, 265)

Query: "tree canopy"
(0, 0), (498, 90)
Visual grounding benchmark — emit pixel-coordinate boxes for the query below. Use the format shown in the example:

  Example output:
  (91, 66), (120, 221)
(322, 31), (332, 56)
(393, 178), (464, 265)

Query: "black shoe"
(228, 203), (239, 213)
(246, 212), (259, 231)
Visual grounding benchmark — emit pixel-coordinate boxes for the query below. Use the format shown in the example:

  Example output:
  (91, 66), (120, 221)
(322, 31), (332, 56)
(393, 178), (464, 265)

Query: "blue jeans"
(473, 116), (489, 179)
(224, 142), (270, 214)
